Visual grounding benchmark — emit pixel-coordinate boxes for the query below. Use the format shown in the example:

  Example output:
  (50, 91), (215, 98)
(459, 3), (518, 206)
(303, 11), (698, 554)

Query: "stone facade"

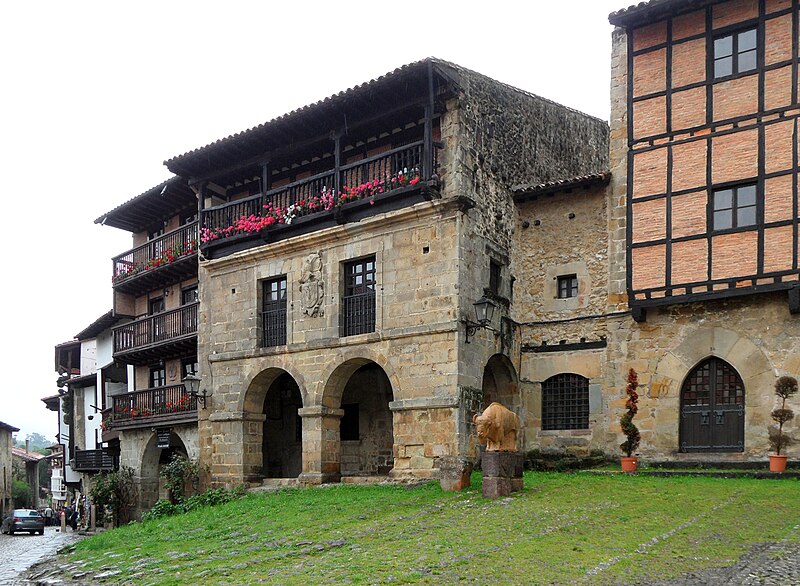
(193, 60), (609, 488)
(0, 422), (18, 519)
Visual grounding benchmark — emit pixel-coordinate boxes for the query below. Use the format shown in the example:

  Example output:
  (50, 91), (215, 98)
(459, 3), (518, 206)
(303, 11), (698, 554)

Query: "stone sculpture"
(473, 401), (520, 452)
(299, 252), (324, 317)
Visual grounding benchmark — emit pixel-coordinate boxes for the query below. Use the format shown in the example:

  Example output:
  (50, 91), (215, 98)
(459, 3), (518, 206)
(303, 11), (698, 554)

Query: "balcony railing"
(200, 141), (435, 244)
(74, 449), (117, 472)
(113, 303), (198, 354)
(112, 221), (198, 287)
(342, 291), (376, 337)
(106, 385), (197, 429)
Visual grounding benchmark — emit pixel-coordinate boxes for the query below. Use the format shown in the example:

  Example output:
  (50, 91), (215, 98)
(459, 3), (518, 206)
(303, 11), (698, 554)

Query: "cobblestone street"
(0, 527), (81, 586)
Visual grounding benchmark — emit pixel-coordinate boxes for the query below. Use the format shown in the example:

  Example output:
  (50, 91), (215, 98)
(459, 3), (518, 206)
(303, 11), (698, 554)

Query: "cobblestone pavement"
(0, 526), (81, 586)
(11, 528), (800, 585)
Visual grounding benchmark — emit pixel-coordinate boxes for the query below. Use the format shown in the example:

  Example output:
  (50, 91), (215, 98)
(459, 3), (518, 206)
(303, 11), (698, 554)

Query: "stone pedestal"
(482, 451), (523, 499)
(438, 456), (473, 491)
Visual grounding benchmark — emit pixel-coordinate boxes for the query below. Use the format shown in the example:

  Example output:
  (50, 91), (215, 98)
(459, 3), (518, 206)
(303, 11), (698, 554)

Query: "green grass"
(66, 472), (800, 585)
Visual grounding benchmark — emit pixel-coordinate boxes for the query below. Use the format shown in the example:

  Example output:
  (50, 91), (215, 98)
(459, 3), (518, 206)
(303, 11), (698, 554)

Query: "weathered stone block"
(438, 456), (473, 491)
(482, 476), (512, 499)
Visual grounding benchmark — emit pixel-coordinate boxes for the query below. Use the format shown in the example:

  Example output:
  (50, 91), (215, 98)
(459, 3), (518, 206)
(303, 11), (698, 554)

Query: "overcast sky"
(0, 0), (625, 442)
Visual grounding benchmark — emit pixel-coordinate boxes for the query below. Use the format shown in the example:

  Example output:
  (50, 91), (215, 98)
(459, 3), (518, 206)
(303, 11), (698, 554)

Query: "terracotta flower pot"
(621, 456), (638, 473)
(770, 454), (788, 473)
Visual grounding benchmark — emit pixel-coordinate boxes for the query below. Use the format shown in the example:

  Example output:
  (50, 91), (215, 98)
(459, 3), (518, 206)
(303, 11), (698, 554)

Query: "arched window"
(542, 374), (589, 430)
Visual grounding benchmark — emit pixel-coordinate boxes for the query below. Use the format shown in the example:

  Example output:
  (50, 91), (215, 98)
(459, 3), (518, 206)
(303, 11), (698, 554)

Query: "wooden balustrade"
(113, 303), (198, 354)
(201, 141), (433, 236)
(112, 221), (198, 285)
(109, 385), (197, 424)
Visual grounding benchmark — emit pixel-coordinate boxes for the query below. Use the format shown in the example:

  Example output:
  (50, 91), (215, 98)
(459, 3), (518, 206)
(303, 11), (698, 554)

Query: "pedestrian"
(44, 505), (53, 527)
(70, 507), (78, 531)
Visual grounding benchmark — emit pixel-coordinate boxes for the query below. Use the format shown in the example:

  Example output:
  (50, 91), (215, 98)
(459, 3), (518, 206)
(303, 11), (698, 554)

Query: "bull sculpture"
(473, 402), (520, 452)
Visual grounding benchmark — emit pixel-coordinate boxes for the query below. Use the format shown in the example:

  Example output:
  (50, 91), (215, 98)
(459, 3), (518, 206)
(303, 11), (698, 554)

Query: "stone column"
(298, 406), (344, 485)
(207, 412), (266, 487)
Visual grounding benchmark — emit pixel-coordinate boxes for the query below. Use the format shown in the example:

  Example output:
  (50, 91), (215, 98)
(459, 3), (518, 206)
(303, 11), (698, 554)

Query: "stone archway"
(651, 326), (775, 456)
(139, 431), (188, 512)
(482, 354), (520, 412)
(321, 358), (395, 477)
(262, 373), (303, 478)
(242, 367), (305, 481)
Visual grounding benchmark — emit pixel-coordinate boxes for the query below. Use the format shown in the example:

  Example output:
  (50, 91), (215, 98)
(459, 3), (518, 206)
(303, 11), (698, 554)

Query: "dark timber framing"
(625, 0), (800, 314)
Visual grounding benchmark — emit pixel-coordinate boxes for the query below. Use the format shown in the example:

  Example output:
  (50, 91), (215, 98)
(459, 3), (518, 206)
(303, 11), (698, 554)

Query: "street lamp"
(463, 295), (497, 343)
(182, 373), (211, 409)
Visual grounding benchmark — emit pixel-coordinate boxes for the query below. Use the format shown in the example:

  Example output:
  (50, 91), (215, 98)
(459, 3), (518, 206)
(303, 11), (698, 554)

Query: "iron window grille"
(261, 276), (287, 347)
(713, 27), (757, 79)
(711, 183), (757, 231)
(342, 257), (376, 337)
(557, 275), (579, 299)
(542, 373), (590, 430)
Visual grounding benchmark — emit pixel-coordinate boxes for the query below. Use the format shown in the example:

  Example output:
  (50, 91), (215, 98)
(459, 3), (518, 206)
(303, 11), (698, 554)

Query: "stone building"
(0, 421), (19, 518)
(160, 58), (608, 486)
(93, 179), (201, 514)
(599, 0), (800, 460)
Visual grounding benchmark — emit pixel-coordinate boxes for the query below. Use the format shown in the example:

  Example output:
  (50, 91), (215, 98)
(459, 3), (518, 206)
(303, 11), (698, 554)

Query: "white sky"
(0, 0), (624, 441)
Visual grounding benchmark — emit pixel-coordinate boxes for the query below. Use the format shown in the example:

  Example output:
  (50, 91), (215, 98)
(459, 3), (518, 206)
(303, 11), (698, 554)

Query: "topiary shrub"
(769, 375), (798, 455)
(620, 368), (641, 458)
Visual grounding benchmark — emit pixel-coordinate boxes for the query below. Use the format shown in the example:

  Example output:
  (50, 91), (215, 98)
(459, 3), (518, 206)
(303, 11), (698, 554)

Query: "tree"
(12, 480), (32, 508)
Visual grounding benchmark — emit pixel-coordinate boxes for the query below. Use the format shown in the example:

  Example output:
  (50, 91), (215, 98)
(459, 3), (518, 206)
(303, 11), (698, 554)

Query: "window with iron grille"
(711, 183), (757, 231)
(342, 257), (376, 337)
(557, 275), (578, 299)
(542, 373), (589, 430)
(261, 276), (287, 347)
(713, 27), (757, 79)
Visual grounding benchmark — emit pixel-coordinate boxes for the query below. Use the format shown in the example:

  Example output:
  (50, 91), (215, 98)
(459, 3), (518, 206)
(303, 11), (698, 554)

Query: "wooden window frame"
(710, 182), (758, 233)
(557, 274), (579, 299)
(261, 276), (287, 348)
(712, 26), (758, 81)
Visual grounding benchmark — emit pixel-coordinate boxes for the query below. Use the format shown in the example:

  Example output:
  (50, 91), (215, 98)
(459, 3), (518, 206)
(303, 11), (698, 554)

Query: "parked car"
(1, 509), (45, 535)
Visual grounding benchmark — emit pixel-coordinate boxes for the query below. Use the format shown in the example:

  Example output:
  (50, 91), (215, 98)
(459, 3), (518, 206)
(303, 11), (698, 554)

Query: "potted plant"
(769, 375), (798, 473)
(620, 368), (641, 473)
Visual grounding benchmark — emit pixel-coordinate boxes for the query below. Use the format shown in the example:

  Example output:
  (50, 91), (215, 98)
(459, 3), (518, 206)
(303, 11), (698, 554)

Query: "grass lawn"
(67, 472), (800, 585)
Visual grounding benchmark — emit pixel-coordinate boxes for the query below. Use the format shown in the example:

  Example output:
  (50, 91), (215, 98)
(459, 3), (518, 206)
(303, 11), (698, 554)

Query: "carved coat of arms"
(299, 252), (324, 317)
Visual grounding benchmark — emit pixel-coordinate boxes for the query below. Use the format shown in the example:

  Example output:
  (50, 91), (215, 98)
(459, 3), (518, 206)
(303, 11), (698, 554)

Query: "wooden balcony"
(112, 303), (198, 365)
(105, 385), (197, 431)
(73, 449), (117, 472)
(112, 222), (199, 295)
(200, 141), (439, 259)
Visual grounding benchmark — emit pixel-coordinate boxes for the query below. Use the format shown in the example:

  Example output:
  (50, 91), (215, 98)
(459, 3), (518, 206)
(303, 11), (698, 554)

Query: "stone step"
(340, 475), (391, 485)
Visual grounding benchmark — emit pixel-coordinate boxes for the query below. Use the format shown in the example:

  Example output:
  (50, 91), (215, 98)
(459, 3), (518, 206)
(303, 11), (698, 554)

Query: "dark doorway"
(262, 373), (303, 478)
(679, 357), (745, 452)
(340, 363), (393, 476)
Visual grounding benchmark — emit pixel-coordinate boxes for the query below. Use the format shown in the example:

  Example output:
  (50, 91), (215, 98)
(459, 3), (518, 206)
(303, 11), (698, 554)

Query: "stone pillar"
(481, 452), (524, 499)
(298, 406), (343, 485)
(207, 412), (266, 487)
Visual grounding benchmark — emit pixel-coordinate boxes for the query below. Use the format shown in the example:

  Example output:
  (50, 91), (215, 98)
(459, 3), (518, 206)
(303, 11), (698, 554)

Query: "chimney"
(26, 439), (30, 453)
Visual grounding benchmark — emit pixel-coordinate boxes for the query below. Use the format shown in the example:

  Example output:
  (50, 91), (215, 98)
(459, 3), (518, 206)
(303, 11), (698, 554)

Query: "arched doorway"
(140, 431), (189, 512)
(326, 360), (394, 477)
(679, 357), (745, 453)
(482, 354), (519, 411)
(262, 373), (303, 478)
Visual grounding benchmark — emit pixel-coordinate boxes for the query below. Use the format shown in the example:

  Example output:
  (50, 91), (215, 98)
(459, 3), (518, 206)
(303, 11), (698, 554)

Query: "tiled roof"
(74, 310), (121, 341)
(12, 447), (45, 462)
(609, 0), (709, 26)
(95, 176), (196, 233)
(513, 172), (611, 201)
(164, 57), (606, 179)
(0, 421), (20, 433)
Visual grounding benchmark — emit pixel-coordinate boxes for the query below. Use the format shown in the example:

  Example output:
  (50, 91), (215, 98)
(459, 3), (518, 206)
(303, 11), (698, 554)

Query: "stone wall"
(118, 423), (198, 518)
(605, 293), (800, 460)
(199, 200), (465, 486)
